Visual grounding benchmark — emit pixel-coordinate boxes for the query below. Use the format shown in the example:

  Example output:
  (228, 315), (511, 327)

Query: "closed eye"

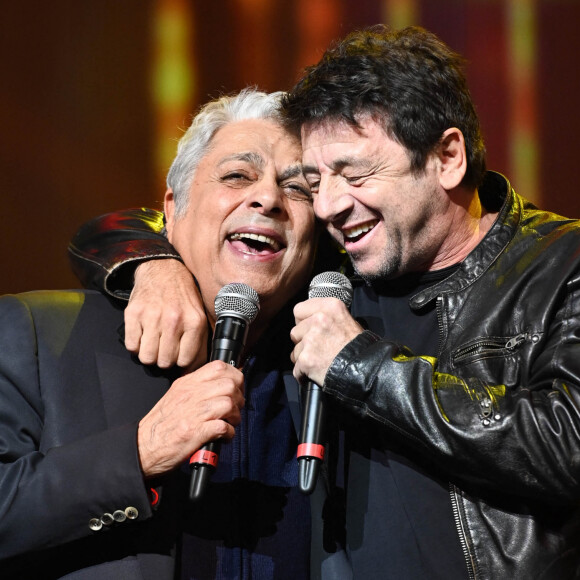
(282, 182), (312, 201)
(221, 171), (253, 184)
(344, 174), (368, 185)
(306, 179), (320, 193)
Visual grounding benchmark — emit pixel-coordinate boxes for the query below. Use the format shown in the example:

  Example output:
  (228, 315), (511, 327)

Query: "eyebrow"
(278, 164), (305, 182)
(217, 151), (265, 169)
(303, 164), (321, 176)
(217, 153), (304, 182)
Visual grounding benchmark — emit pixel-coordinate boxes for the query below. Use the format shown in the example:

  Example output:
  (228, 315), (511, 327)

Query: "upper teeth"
(230, 232), (281, 251)
(344, 221), (378, 240)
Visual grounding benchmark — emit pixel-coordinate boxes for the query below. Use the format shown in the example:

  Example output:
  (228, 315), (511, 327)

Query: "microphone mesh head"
(308, 271), (353, 307)
(214, 283), (260, 323)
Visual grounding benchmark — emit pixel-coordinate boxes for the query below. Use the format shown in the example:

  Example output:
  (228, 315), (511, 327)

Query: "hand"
(137, 360), (245, 477)
(124, 259), (208, 370)
(290, 297), (364, 386)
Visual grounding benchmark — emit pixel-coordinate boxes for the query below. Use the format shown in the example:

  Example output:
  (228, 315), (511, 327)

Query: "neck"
(428, 187), (498, 270)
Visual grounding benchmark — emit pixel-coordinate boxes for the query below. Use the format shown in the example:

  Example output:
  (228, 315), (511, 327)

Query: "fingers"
(177, 328), (208, 370)
(137, 361), (245, 477)
(290, 297), (364, 386)
(124, 259), (209, 369)
(124, 309), (144, 356)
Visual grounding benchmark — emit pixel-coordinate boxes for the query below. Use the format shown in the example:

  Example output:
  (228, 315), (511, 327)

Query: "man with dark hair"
(69, 26), (580, 579)
(286, 25), (580, 579)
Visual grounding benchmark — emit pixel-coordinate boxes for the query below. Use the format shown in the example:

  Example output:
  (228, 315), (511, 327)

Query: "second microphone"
(297, 271), (353, 495)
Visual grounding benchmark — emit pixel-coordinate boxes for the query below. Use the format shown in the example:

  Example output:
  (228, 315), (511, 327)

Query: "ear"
(436, 128), (467, 190)
(163, 188), (176, 243)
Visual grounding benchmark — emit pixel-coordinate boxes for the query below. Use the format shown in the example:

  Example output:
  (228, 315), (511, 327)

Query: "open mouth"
(343, 220), (379, 243)
(228, 232), (283, 255)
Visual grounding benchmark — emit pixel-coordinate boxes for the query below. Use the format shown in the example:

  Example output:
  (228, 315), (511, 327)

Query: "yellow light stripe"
(507, 0), (539, 203)
(151, 0), (196, 192)
(382, 0), (419, 29)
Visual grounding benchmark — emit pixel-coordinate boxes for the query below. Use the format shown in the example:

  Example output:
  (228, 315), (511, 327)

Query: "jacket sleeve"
(68, 208), (181, 299)
(323, 280), (580, 505)
(0, 295), (154, 560)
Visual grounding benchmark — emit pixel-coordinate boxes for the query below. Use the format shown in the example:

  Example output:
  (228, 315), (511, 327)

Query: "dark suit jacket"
(0, 290), (185, 579)
(0, 290), (352, 580)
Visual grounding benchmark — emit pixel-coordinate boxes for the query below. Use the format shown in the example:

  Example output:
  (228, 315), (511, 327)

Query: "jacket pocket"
(452, 333), (531, 367)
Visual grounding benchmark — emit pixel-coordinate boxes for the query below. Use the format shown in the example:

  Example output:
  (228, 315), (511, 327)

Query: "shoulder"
(0, 290), (124, 338)
(518, 202), (580, 244)
(1, 289), (121, 315)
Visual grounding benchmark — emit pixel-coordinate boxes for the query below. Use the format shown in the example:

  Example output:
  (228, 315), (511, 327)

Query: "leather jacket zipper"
(453, 333), (528, 365)
(437, 296), (477, 578)
(449, 483), (477, 579)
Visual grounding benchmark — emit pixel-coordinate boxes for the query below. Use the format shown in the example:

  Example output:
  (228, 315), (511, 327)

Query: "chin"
(353, 258), (398, 283)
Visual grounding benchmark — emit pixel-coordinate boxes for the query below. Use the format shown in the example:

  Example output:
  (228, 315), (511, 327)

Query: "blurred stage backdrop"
(2, 0), (579, 294)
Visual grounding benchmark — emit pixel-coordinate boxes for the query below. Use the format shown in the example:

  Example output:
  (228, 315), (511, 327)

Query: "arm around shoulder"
(68, 207), (181, 299)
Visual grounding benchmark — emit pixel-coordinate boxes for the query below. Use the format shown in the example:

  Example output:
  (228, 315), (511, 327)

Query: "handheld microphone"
(189, 282), (260, 501)
(297, 271), (353, 495)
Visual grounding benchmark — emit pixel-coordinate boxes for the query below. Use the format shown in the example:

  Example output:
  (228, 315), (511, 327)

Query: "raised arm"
(68, 207), (178, 298)
(68, 208), (208, 369)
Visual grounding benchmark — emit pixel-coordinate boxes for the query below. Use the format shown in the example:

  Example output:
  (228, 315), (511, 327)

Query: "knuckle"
(208, 360), (231, 374)
(186, 308), (206, 326)
(175, 418), (194, 442)
(312, 311), (326, 324)
(163, 309), (183, 331)
(127, 300), (155, 320)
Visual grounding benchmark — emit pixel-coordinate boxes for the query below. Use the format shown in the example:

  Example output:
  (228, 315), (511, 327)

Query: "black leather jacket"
(324, 172), (580, 579)
(68, 172), (580, 579)
(68, 207), (178, 299)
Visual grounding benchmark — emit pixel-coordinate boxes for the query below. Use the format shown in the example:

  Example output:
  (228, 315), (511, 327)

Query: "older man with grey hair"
(0, 89), (322, 579)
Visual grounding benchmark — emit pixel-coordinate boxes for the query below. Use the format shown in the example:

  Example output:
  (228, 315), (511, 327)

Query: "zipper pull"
(505, 333), (526, 349)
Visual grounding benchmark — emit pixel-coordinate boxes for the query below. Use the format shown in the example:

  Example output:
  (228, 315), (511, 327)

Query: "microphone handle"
(297, 381), (326, 494)
(189, 317), (247, 501)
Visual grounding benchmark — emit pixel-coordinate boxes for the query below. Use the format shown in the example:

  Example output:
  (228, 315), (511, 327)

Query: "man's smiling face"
(165, 118), (316, 322)
(301, 115), (448, 281)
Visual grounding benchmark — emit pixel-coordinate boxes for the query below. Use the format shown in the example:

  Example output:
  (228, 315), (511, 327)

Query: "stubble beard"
(349, 242), (402, 284)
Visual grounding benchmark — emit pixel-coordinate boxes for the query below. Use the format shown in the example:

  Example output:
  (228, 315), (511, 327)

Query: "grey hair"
(167, 88), (288, 218)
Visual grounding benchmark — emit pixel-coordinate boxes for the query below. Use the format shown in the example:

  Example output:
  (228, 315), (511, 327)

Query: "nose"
(246, 179), (284, 215)
(313, 176), (354, 225)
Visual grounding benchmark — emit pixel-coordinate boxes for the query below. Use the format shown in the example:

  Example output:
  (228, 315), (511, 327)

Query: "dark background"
(2, 0), (579, 294)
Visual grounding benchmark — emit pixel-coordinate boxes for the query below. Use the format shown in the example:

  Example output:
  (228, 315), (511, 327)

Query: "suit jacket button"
(89, 518), (103, 531)
(125, 506), (139, 520)
(101, 512), (115, 526)
(113, 510), (127, 523)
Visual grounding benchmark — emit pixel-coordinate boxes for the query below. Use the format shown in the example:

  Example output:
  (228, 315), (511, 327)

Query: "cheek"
(324, 224), (344, 245)
(170, 212), (213, 265)
(292, 208), (317, 248)
(297, 237), (318, 284)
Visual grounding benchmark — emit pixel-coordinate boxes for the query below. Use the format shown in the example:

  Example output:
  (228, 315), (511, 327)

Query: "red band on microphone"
(190, 449), (219, 467)
(297, 443), (325, 461)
